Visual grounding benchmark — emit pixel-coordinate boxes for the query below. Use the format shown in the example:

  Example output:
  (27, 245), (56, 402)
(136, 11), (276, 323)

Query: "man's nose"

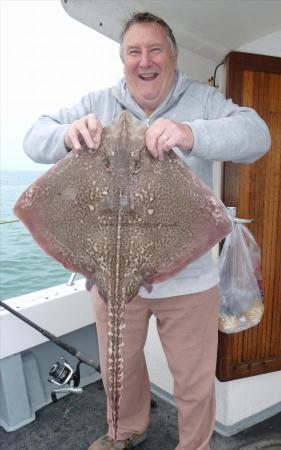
(139, 51), (152, 67)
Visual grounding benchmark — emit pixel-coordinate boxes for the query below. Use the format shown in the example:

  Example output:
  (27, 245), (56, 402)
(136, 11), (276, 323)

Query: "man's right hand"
(64, 113), (102, 151)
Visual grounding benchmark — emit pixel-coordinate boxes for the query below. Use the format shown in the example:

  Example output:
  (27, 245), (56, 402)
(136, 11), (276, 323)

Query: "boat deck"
(1, 379), (280, 450)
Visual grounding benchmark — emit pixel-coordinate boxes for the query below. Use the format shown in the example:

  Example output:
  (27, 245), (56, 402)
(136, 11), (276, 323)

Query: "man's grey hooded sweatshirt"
(23, 71), (271, 298)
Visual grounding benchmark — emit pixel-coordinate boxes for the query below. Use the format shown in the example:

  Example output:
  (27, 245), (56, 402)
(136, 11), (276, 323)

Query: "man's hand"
(64, 113), (102, 151)
(145, 118), (194, 160)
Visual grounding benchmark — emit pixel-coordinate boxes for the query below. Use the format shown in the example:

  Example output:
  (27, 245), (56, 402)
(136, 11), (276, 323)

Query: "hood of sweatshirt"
(112, 70), (192, 122)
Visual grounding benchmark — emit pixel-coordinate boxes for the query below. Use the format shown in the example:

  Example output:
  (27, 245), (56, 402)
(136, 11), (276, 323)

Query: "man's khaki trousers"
(91, 285), (219, 450)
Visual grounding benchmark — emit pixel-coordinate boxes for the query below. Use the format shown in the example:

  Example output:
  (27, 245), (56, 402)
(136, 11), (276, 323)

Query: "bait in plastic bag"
(218, 210), (264, 334)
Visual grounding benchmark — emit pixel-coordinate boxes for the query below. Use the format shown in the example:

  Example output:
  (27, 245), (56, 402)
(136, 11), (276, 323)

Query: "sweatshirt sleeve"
(185, 87), (271, 163)
(23, 94), (94, 164)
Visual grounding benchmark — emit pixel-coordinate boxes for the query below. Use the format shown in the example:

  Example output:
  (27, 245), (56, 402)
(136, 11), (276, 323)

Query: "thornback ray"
(14, 111), (232, 441)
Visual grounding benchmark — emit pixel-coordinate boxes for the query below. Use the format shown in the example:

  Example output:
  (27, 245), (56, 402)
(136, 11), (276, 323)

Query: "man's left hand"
(145, 118), (194, 160)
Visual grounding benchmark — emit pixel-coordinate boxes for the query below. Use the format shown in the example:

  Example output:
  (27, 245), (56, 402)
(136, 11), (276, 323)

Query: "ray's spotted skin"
(14, 111), (232, 441)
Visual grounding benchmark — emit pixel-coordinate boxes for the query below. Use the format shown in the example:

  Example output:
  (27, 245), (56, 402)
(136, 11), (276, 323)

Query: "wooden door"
(217, 51), (281, 381)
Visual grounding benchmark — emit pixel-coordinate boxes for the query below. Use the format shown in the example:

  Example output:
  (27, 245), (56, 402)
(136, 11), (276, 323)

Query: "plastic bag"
(218, 220), (264, 334)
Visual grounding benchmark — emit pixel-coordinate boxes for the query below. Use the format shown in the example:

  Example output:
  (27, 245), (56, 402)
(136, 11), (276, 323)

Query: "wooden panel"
(217, 52), (281, 381)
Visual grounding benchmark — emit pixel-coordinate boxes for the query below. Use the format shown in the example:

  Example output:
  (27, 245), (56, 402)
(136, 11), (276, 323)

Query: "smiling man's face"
(122, 22), (177, 116)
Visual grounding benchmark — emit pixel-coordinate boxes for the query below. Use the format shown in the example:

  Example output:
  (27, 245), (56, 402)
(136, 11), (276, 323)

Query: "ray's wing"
(14, 140), (120, 281)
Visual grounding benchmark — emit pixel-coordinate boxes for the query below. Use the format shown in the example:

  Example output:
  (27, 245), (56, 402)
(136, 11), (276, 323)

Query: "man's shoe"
(88, 432), (147, 450)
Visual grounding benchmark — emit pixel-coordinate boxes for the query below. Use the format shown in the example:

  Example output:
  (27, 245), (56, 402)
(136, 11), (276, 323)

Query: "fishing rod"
(0, 300), (100, 401)
(0, 219), (19, 224)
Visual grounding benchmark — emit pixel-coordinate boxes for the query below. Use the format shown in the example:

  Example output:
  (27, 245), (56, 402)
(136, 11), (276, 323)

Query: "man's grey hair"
(119, 11), (178, 60)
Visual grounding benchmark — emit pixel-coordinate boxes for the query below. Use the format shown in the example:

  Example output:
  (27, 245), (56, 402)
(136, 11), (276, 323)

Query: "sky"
(1, 0), (124, 171)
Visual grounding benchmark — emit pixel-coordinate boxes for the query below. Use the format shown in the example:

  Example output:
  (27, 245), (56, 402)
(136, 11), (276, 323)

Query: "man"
(24, 12), (271, 450)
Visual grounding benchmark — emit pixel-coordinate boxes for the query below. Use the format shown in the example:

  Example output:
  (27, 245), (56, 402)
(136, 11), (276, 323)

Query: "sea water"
(0, 170), (76, 301)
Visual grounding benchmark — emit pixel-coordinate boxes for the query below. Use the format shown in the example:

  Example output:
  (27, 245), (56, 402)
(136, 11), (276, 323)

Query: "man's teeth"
(139, 73), (158, 80)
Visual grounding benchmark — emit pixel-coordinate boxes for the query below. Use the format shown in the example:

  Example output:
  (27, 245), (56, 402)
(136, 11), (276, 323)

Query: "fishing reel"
(48, 357), (83, 402)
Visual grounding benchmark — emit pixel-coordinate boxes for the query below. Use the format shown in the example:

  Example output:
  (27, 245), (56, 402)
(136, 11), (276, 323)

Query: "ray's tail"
(107, 296), (126, 442)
